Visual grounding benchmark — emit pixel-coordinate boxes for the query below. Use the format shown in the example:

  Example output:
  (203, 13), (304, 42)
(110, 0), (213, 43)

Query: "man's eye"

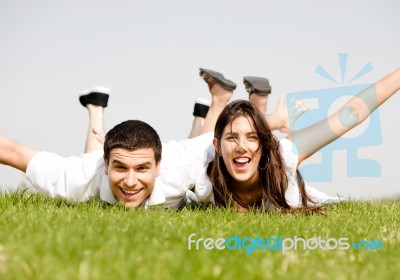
(137, 166), (149, 172)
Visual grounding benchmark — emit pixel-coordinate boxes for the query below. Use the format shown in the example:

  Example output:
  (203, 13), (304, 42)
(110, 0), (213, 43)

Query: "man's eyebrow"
(137, 162), (152, 167)
(112, 160), (152, 167)
(111, 160), (126, 166)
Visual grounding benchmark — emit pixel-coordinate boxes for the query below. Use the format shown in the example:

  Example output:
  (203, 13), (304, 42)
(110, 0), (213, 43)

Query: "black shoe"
(193, 97), (211, 118)
(243, 76), (271, 95)
(79, 87), (110, 108)
(199, 68), (237, 91)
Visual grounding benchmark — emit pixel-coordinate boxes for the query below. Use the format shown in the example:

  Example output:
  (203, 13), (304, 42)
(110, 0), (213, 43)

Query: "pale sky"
(1, 0), (400, 200)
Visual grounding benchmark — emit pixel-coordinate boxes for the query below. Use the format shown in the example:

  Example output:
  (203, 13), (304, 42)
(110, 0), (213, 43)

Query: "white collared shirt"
(26, 133), (215, 209)
(26, 133), (340, 209)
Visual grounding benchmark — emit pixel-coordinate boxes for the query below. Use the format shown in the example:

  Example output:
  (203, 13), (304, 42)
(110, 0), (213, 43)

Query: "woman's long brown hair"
(208, 100), (317, 211)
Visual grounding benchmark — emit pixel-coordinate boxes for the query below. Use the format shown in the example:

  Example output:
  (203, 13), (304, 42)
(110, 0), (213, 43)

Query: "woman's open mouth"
(233, 157), (251, 170)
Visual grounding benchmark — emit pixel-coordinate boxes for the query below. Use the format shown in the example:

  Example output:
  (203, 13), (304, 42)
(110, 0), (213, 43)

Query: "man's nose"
(124, 170), (138, 187)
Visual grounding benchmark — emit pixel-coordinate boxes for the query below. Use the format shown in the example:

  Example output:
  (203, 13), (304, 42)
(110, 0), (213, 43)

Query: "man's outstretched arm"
(0, 136), (38, 172)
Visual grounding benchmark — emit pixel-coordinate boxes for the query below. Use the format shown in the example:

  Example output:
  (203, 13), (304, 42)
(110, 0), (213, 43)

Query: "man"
(0, 120), (163, 208)
(0, 119), (216, 208)
(0, 69), (232, 208)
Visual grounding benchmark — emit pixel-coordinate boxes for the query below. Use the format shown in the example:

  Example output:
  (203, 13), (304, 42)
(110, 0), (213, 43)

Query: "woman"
(204, 67), (400, 211)
(208, 99), (316, 211)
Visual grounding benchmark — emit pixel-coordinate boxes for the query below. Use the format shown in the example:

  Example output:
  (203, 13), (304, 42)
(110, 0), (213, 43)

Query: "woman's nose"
(234, 139), (248, 152)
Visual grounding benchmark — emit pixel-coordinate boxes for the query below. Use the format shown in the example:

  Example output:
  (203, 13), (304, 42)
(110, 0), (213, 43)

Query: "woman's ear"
(213, 138), (221, 156)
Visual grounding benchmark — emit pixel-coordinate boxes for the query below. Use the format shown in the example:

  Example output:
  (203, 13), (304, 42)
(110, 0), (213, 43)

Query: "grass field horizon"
(1, 188), (399, 280)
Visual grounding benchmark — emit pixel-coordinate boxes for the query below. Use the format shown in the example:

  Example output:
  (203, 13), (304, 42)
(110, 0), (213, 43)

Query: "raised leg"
(249, 93), (269, 115)
(188, 98), (210, 139)
(245, 76), (295, 133)
(79, 87), (109, 153)
(188, 69), (234, 138)
(188, 117), (206, 139)
(84, 104), (105, 153)
(200, 84), (233, 135)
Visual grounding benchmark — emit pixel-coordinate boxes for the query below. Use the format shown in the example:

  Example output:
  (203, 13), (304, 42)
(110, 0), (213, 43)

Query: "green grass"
(0, 189), (399, 280)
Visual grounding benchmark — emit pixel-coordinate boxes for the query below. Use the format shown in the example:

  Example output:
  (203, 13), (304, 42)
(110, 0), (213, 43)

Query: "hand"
(267, 94), (309, 134)
(92, 127), (105, 145)
(185, 190), (199, 204)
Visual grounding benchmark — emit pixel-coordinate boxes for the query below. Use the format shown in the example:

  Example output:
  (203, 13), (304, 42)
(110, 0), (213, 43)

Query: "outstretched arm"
(289, 67), (400, 165)
(0, 136), (38, 172)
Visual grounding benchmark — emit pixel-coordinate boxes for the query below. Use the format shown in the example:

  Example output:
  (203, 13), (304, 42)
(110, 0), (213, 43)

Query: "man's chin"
(123, 200), (142, 208)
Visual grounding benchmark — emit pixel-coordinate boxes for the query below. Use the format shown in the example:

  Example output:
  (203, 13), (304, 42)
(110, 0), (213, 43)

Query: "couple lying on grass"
(1, 67), (399, 212)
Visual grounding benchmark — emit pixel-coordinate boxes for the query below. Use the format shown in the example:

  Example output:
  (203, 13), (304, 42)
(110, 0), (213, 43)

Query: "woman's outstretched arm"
(289, 67), (400, 165)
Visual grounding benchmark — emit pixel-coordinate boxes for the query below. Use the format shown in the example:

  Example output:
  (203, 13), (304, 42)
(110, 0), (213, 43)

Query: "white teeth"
(122, 189), (141, 195)
(234, 158), (250, 163)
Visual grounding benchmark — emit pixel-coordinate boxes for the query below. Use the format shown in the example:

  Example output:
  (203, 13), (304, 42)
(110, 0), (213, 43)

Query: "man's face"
(105, 148), (160, 208)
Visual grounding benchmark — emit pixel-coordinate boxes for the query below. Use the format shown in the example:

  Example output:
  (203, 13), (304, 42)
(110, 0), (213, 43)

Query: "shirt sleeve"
(279, 138), (303, 206)
(157, 132), (215, 208)
(26, 150), (105, 202)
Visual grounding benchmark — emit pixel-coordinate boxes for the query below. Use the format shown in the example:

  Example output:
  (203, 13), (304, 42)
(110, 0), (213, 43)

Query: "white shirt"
(26, 133), (340, 208)
(26, 133), (215, 209)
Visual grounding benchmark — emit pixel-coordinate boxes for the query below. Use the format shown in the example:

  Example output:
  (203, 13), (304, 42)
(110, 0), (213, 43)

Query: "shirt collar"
(143, 177), (166, 209)
(100, 174), (118, 204)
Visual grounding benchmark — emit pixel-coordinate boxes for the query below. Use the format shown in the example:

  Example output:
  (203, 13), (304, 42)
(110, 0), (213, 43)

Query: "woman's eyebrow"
(223, 131), (237, 136)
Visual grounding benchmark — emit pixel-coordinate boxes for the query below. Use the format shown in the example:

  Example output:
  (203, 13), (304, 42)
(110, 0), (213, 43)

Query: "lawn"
(0, 189), (399, 280)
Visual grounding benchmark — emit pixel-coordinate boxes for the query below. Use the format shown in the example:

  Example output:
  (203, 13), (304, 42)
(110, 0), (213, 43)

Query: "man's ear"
(104, 157), (109, 175)
(155, 157), (162, 177)
(213, 138), (220, 156)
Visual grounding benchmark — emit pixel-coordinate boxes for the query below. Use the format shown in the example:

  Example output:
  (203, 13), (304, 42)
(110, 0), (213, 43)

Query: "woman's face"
(215, 115), (262, 188)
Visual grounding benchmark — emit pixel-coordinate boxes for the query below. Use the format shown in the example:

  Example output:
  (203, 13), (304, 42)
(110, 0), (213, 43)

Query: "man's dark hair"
(103, 120), (162, 162)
